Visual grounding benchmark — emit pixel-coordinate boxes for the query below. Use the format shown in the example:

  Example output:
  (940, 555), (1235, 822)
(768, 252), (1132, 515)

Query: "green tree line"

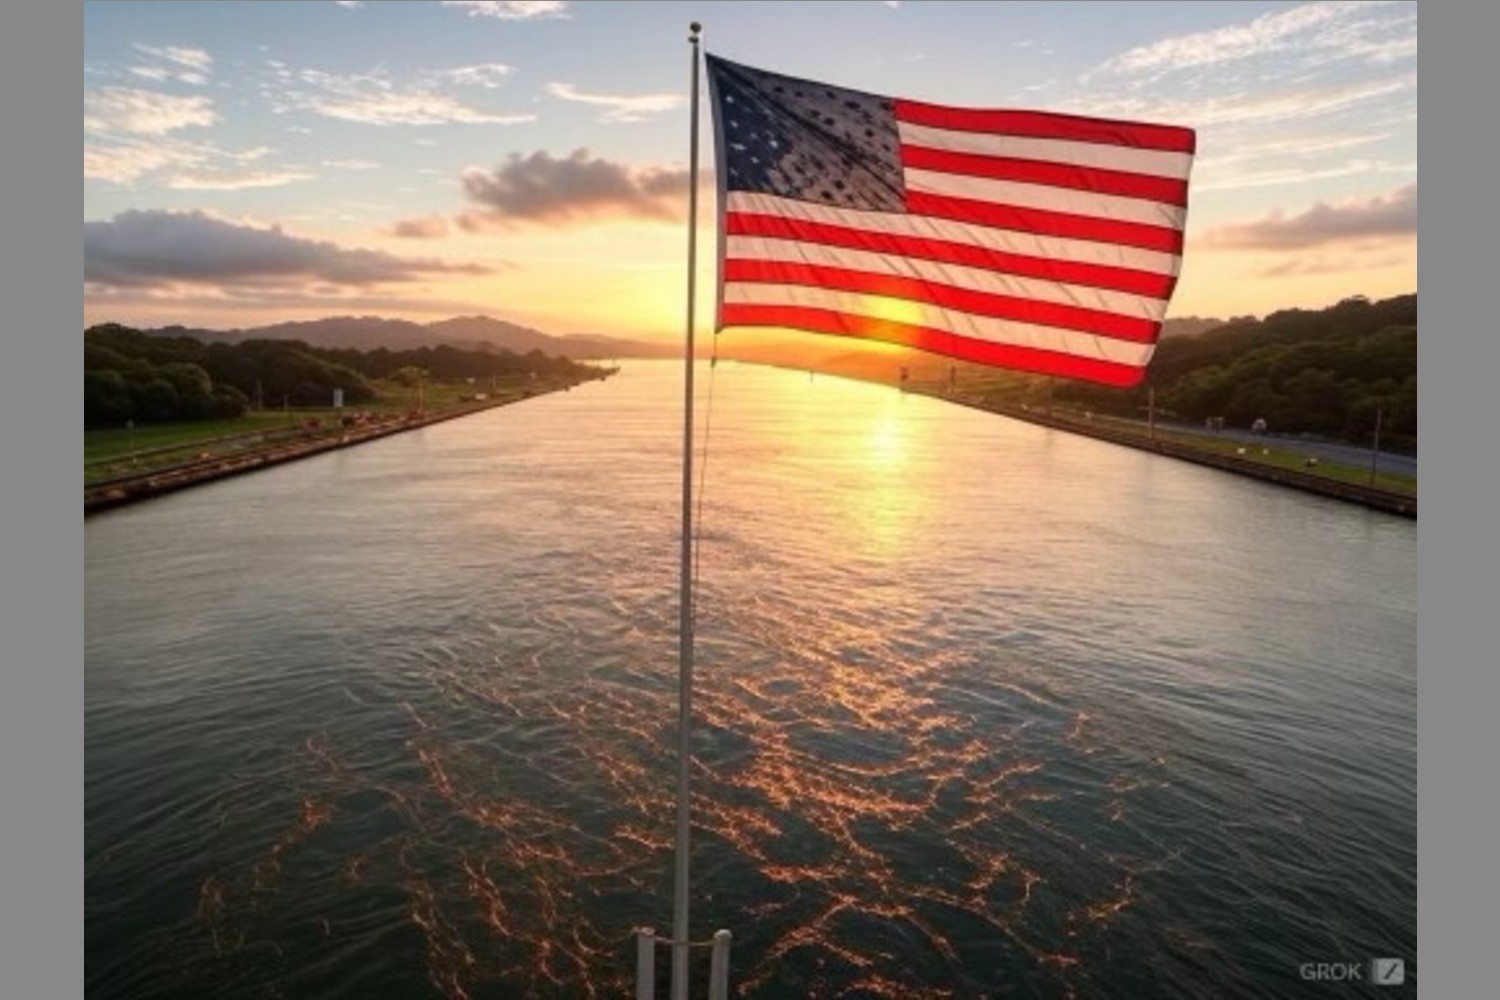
(85, 324), (599, 427)
(1056, 294), (1417, 453)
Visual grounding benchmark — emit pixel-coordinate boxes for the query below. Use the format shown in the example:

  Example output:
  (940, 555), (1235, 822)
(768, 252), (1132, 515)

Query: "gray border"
(5, 0), (77, 996)
(1420, 3), (1486, 996)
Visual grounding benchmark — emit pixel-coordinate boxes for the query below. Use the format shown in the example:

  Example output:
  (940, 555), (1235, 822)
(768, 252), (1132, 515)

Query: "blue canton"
(707, 55), (906, 213)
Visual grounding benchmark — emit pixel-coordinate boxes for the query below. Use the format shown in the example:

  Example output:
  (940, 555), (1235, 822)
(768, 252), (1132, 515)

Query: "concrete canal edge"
(932, 392), (1417, 520)
(85, 378), (602, 517)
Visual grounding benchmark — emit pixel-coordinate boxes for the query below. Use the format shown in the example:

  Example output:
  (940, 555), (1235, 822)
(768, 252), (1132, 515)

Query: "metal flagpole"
(673, 21), (703, 1000)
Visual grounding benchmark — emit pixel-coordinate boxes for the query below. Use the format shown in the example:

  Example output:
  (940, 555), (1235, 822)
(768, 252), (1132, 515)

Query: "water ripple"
(87, 362), (1416, 998)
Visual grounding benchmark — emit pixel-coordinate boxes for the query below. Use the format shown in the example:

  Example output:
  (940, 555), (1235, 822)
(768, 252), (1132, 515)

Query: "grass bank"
(85, 372), (610, 511)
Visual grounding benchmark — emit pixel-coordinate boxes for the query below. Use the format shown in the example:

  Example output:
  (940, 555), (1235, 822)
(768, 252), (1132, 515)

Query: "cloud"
(322, 158), (381, 170)
(268, 67), (536, 126)
(129, 43), (214, 85)
(132, 44), (212, 72)
(545, 82), (684, 123)
(1072, 73), (1415, 130)
(1094, 1), (1415, 81)
(165, 168), (314, 191)
(1192, 158), (1413, 195)
(1198, 131), (1393, 166)
(431, 63), (516, 89)
(334, 1), (365, 8)
(85, 87), (216, 135)
(390, 216), (451, 239)
(128, 66), (172, 83)
(86, 140), (195, 185)
(84, 91), (298, 188)
(85, 130), (303, 189)
(1253, 253), (1407, 279)
(457, 149), (693, 227)
(1203, 183), (1417, 249)
(441, 1), (569, 20)
(85, 210), (489, 289)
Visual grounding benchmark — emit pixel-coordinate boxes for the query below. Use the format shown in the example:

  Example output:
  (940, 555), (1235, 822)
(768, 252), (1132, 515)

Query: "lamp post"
(1367, 407), (1384, 487)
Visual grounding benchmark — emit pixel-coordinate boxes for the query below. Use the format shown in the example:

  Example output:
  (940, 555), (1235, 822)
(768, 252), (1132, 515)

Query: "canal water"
(86, 361), (1416, 998)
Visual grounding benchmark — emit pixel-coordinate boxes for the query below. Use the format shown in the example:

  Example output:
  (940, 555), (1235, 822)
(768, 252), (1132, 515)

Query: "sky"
(83, 0), (1418, 342)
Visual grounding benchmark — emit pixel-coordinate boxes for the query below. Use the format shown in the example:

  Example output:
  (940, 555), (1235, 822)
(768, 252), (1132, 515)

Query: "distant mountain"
(556, 334), (680, 360)
(428, 316), (679, 359)
(146, 314), (678, 360)
(1160, 316), (1231, 339)
(154, 316), (445, 351)
(426, 315), (559, 354)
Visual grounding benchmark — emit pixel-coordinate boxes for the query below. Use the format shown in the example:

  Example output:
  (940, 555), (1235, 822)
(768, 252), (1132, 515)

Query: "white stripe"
(898, 122), (1194, 181)
(723, 283), (1156, 366)
(725, 192), (1182, 277)
(726, 235), (1168, 322)
(906, 169), (1188, 230)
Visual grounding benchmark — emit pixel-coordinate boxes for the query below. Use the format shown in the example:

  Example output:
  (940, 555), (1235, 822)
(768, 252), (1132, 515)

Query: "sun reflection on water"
(86, 362), (1416, 1000)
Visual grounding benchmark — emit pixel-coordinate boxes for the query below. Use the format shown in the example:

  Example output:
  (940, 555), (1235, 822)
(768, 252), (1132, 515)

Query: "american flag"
(705, 55), (1196, 387)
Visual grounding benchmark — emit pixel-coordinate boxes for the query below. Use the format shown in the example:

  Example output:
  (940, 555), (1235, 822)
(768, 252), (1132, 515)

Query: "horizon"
(85, 1), (1418, 343)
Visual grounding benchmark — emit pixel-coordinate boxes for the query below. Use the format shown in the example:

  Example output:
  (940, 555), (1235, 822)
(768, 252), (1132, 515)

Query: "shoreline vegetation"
(912, 381), (1416, 519)
(86, 287), (1416, 518)
(87, 360), (1414, 520)
(743, 360), (1416, 519)
(84, 370), (612, 516)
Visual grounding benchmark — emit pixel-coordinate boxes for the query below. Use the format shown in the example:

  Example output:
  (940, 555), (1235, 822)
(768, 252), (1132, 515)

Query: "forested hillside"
(1059, 294), (1417, 452)
(85, 323), (597, 426)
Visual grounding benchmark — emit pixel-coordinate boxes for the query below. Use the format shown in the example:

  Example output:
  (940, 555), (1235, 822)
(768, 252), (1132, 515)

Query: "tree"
(391, 365), (430, 388)
(156, 362), (216, 418)
(85, 370), (134, 426)
(130, 377), (180, 421)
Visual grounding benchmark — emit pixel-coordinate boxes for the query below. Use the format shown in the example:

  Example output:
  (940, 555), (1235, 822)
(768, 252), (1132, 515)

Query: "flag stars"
(708, 55), (905, 211)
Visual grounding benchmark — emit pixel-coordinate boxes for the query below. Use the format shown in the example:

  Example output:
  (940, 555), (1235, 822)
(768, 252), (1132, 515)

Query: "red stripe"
(901, 145), (1188, 206)
(906, 191), (1185, 254)
(896, 100), (1196, 153)
(727, 212), (1177, 298)
(719, 304), (1146, 387)
(724, 260), (1160, 343)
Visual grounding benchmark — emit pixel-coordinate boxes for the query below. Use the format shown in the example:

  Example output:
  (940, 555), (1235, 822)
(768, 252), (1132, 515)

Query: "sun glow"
(861, 294), (925, 332)
(739, 368), (936, 561)
(864, 414), (910, 475)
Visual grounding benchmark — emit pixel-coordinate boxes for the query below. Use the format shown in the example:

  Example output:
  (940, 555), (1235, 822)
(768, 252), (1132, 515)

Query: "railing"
(635, 927), (731, 1000)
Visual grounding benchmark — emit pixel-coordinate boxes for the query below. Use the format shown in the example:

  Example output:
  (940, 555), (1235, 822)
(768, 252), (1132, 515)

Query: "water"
(86, 361), (1417, 998)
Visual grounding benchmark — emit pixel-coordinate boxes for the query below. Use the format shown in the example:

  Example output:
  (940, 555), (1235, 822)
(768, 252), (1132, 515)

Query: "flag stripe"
(723, 284), (1157, 365)
(725, 213), (1180, 298)
(725, 236), (1169, 324)
(895, 99), (1197, 153)
(907, 169), (1188, 229)
(900, 144), (1189, 206)
(707, 55), (1195, 386)
(718, 304), (1148, 387)
(907, 191), (1186, 253)
(898, 122), (1194, 181)
(724, 259), (1160, 341)
(726, 193), (1183, 277)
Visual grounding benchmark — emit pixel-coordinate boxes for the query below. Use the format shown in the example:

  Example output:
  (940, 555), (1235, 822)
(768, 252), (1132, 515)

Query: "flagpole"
(672, 21), (702, 1000)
